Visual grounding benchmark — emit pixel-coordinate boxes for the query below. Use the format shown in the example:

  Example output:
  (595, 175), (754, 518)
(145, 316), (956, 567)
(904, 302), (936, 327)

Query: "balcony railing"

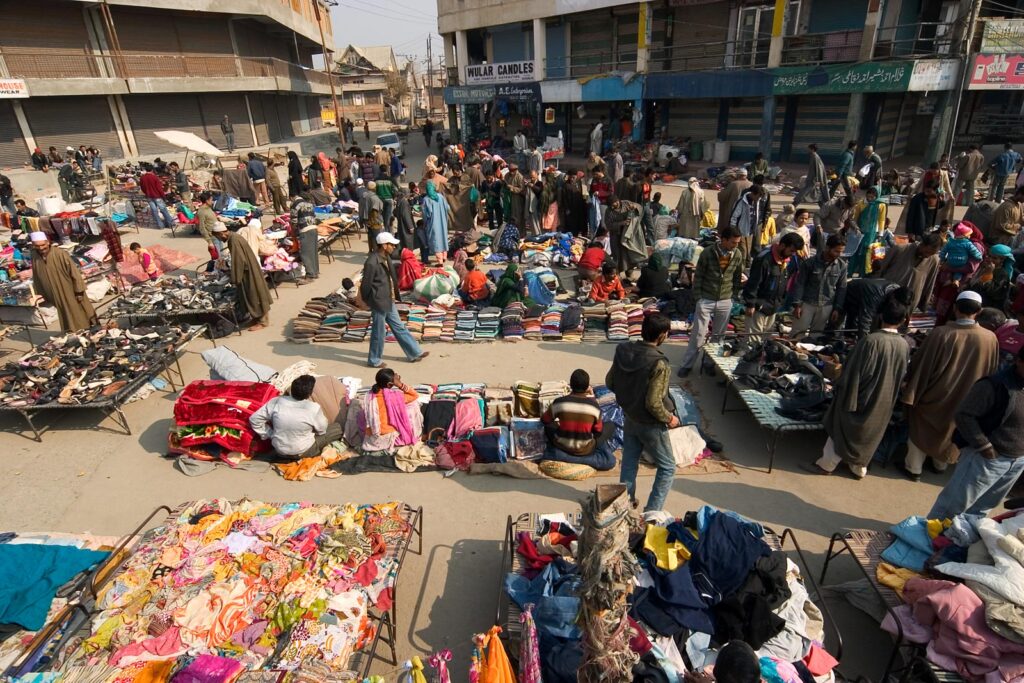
(780, 30), (862, 66)
(646, 41), (768, 73)
(545, 50), (639, 79)
(873, 21), (957, 59)
(0, 49), (331, 87)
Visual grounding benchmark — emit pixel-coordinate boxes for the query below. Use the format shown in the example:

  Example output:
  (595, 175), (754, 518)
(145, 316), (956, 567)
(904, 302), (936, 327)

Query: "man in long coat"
(217, 225), (272, 331)
(29, 232), (97, 331)
(804, 296), (910, 479)
(716, 169), (752, 231)
(675, 177), (709, 239)
(877, 233), (942, 313)
(793, 143), (828, 207)
(901, 290), (999, 479)
(505, 164), (527, 229)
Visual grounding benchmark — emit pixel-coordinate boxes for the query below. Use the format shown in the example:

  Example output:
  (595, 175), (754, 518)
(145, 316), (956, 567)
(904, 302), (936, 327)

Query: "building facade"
(0, 0), (334, 167)
(438, 0), (1021, 164)
(334, 45), (399, 124)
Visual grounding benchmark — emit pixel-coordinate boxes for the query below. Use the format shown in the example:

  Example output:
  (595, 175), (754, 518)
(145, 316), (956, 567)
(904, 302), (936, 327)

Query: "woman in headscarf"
(848, 186), (886, 277)
(359, 368), (422, 454)
(421, 180), (450, 266)
(491, 263), (533, 309)
(635, 253), (672, 299)
(561, 171), (588, 236)
(317, 152), (335, 192)
(970, 244), (1016, 310)
(540, 169), (561, 232)
(674, 177), (708, 239)
(286, 151), (304, 197)
(397, 247), (424, 291)
(934, 221), (987, 324)
(305, 155), (324, 191)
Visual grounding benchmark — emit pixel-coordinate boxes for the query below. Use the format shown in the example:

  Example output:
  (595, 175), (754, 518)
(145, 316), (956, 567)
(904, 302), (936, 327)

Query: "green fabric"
(491, 264), (524, 308)
(850, 189), (882, 277)
(990, 244), (1016, 279)
(0, 545), (110, 630)
(425, 181), (439, 200)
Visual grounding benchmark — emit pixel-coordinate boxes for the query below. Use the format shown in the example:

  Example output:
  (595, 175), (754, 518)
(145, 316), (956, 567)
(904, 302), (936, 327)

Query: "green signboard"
(771, 61), (913, 95)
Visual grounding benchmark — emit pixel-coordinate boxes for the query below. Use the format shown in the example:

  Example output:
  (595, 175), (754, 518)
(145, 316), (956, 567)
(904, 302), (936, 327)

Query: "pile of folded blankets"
(607, 303), (629, 341)
(0, 324), (192, 407)
(455, 308), (477, 341)
(289, 293), (356, 343)
(110, 273), (236, 316)
(344, 310), (371, 341)
(168, 379), (278, 463)
(476, 306), (501, 339)
(501, 302), (525, 339)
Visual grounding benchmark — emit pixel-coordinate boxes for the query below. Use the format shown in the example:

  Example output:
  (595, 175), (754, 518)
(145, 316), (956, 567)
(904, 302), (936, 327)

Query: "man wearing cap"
(29, 232), (97, 331)
(360, 232), (429, 368)
(901, 289), (999, 480)
(216, 223), (273, 331)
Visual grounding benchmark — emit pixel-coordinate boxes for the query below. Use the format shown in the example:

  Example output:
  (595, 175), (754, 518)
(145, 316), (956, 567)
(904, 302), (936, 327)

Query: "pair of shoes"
(676, 366), (692, 378)
(799, 462), (835, 476)
(925, 459), (947, 475)
(901, 467), (921, 483)
(368, 362), (387, 369)
(411, 352), (430, 363)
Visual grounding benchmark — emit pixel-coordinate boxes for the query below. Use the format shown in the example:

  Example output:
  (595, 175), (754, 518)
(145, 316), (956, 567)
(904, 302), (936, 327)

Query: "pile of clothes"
(0, 324), (193, 407)
(505, 505), (838, 683)
(726, 339), (837, 423)
(519, 232), (585, 268)
(110, 273), (237, 316)
(42, 499), (411, 680)
(168, 379), (279, 464)
(289, 293), (357, 343)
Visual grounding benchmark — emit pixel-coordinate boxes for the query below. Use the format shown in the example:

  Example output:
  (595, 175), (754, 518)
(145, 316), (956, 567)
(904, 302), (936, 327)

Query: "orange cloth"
(132, 659), (175, 683)
(590, 275), (626, 302)
(371, 386), (419, 436)
(274, 445), (348, 481)
(481, 626), (516, 683)
(462, 269), (490, 301)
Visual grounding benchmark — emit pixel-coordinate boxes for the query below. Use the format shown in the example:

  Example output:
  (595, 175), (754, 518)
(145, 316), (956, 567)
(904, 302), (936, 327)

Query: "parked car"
(376, 132), (404, 157)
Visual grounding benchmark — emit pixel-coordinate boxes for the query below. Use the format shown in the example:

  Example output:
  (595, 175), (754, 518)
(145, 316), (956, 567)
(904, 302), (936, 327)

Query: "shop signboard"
(968, 53), (1024, 90)
(444, 85), (496, 105)
(771, 61), (911, 94)
(0, 79), (28, 98)
(981, 19), (1024, 54)
(908, 59), (959, 91)
(464, 60), (536, 85)
(494, 82), (541, 100)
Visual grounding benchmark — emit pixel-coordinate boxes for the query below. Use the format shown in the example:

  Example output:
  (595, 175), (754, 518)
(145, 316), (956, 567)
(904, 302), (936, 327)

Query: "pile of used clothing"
(168, 379), (278, 463)
(0, 324), (193, 407)
(505, 505), (838, 683)
(873, 510), (1024, 682)
(727, 339), (835, 422)
(44, 499), (411, 679)
(110, 273), (237, 315)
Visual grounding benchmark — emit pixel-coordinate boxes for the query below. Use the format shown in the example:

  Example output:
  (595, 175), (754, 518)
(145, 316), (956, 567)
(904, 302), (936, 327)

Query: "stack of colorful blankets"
(476, 307), (501, 339)
(541, 303), (566, 340)
(627, 304), (645, 340)
(423, 306), (445, 341)
(344, 310), (371, 341)
(607, 303), (629, 341)
(500, 302), (525, 339)
(167, 380), (278, 463)
(455, 309), (477, 341)
(523, 305), (544, 339)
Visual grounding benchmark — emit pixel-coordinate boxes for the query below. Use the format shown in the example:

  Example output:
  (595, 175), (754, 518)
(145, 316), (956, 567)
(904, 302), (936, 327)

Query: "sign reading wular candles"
(465, 60), (536, 85)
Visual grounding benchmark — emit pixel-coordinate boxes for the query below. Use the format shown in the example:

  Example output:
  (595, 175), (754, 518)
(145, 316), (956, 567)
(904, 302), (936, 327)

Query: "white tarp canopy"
(153, 130), (224, 157)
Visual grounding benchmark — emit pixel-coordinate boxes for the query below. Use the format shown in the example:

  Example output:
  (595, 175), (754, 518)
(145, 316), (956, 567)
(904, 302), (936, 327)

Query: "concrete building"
(334, 45), (399, 124)
(437, 0), (1011, 164)
(0, 0), (334, 167)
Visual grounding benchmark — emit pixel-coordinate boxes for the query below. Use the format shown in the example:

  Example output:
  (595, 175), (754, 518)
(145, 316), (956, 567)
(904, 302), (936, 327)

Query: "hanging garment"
(519, 605), (543, 683)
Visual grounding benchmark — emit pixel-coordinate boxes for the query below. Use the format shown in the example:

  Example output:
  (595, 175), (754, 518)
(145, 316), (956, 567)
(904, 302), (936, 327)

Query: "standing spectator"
(286, 151), (304, 197)
(790, 234), (847, 338)
(729, 184), (765, 265)
(290, 192), (319, 281)
(360, 232), (429, 368)
(246, 153), (269, 206)
(677, 226), (744, 377)
(877, 233), (942, 314)
(955, 143), (986, 206)
(527, 145), (543, 177)
(305, 155), (324, 191)
(989, 186), (1024, 247)
(505, 163), (527, 228)
(606, 313), (680, 512)
(220, 115), (235, 152)
(358, 152), (376, 184)
(389, 148), (404, 185)
(608, 148), (624, 184)
(816, 194), (856, 251)
(139, 168), (175, 228)
(804, 296), (910, 479)
(375, 168), (395, 230)
(422, 119), (433, 146)
(848, 186), (887, 277)
(195, 192), (219, 264)
(859, 145), (883, 190)
(513, 129), (528, 165)
(421, 180), (450, 266)
(716, 169), (752, 232)
(904, 184), (945, 241)
(28, 232), (98, 331)
(359, 181), (384, 250)
(988, 143), (1022, 202)
(168, 162), (190, 204)
(589, 170), (613, 230)
(394, 187), (417, 253)
(831, 140), (857, 197)
(130, 242), (161, 281)
(603, 196), (636, 274)
(902, 290), (999, 480)
(675, 177), (709, 239)
(793, 143), (828, 207)
(363, 119), (370, 141)
(0, 173), (16, 217)
(928, 347), (1024, 519)
(218, 224), (273, 330)
(266, 160), (288, 215)
(741, 232), (804, 345)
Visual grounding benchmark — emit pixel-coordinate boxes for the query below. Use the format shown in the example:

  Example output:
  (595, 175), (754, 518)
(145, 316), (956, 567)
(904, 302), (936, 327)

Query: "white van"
(376, 132), (404, 158)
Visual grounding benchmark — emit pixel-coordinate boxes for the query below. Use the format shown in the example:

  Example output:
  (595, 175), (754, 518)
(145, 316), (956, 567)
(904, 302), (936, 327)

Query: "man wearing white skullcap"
(29, 232), (97, 331)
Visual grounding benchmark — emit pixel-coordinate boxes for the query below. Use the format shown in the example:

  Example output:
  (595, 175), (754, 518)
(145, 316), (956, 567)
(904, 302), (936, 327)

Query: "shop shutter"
(0, 103), (28, 169)
(125, 94), (205, 156)
(724, 99), (763, 160)
(307, 97), (323, 131)
(22, 96), (124, 159)
(666, 99), (719, 144)
(891, 94), (915, 159)
(4, 0), (94, 79)
(249, 95), (271, 145)
(570, 109), (606, 155)
(786, 95), (849, 164)
(198, 94), (254, 149)
(259, 94), (283, 143)
(288, 97), (303, 137)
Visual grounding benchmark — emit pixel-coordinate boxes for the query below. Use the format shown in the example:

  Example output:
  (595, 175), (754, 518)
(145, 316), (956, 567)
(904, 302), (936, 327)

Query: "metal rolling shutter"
(125, 94), (205, 156)
(274, 96), (293, 141)
(4, 0), (94, 79)
(874, 93), (903, 160)
(198, 94), (254, 149)
(724, 99), (763, 160)
(288, 97), (303, 137)
(22, 97), (124, 159)
(259, 94), (282, 142)
(666, 99), (719, 143)
(892, 94), (916, 159)
(307, 97), (323, 131)
(0, 103), (28, 169)
(249, 95), (271, 145)
(788, 94), (850, 164)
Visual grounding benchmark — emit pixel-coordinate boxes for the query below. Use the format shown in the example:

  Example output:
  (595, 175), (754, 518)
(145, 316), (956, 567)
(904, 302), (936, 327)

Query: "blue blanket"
(0, 545), (109, 630)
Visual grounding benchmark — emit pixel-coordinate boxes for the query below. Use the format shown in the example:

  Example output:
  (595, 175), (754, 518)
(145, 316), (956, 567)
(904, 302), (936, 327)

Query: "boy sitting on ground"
(539, 369), (615, 471)
(589, 262), (629, 303)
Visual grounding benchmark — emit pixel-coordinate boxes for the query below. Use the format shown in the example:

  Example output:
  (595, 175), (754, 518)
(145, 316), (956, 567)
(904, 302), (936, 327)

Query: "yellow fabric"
(876, 562), (924, 599)
(644, 525), (692, 571)
(481, 626), (516, 683)
(409, 656), (428, 683)
(927, 518), (952, 539)
(759, 216), (778, 248)
(701, 209), (716, 228)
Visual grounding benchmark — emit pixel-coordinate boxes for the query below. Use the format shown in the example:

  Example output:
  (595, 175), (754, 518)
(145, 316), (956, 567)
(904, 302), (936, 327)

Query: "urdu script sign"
(771, 62), (911, 94)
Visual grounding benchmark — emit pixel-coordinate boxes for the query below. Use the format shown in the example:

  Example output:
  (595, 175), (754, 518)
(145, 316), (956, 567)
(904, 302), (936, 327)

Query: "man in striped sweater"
(540, 370), (615, 470)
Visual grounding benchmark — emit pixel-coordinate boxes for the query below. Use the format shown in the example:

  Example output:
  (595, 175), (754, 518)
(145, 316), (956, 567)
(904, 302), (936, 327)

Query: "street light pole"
(946, 0), (983, 159)
(312, 0), (345, 146)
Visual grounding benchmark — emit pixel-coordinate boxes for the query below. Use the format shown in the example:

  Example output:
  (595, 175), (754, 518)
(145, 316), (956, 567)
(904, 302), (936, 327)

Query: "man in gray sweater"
(928, 347), (1024, 519)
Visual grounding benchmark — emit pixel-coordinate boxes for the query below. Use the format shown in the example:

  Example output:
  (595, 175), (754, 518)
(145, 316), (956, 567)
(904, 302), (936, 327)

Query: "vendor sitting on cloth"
(360, 368), (422, 453)
(589, 262), (629, 303)
(249, 375), (342, 460)
(540, 369), (615, 471)
(459, 259), (491, 307)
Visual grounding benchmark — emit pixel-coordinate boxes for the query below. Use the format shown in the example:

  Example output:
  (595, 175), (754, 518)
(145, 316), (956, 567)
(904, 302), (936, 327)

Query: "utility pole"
(426, 36), (435, 120)
(945, 0), (984, 159)
(312, 0), (345, 146)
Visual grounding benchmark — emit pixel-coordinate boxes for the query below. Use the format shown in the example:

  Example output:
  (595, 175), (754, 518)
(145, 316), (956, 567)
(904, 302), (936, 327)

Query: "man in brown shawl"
(877, 232), (941, 313)
(804, 295), (910, 479)
(29, 232), (97, 331)
(901, 290), (999, 480)
(716, 169), (752, 231)
(216, 224), (272, 331)
(505, 163), (527, 229)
